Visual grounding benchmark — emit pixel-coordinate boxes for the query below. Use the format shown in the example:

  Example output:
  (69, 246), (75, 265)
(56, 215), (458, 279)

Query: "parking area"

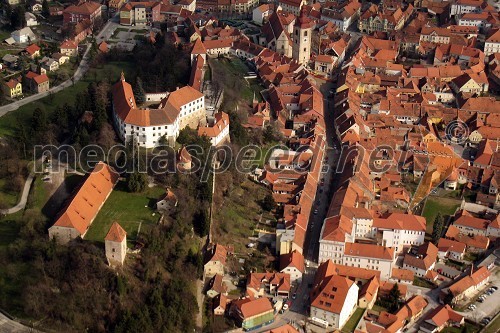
(461, 268), (500, 323)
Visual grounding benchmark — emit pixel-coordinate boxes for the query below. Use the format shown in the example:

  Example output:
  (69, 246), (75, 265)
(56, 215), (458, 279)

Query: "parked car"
(292, 293), (297, 300)
(491, 286), (498, 290)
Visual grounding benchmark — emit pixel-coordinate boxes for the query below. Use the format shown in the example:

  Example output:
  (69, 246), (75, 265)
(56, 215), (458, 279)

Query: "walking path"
(0, 174), (34, 215)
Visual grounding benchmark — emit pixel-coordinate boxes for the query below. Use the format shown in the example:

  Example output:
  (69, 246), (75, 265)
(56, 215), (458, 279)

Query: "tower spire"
(120, 71), (125, 82)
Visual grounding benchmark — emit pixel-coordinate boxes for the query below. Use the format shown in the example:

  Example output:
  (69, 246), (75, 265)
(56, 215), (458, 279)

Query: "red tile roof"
(280, 250), (305, 273)
(105, 222), (127, 242)
(52, 162), (119, 236)
(344, 242), (395, 261)
(25, 44), (40, 55)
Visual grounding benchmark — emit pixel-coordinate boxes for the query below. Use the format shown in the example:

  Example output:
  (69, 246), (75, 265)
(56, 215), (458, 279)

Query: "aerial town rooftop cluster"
(12, 0), (499, 331)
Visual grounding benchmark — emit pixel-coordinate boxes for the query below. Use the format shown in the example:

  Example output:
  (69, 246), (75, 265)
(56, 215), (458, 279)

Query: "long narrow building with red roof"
(48, 162), (119, 244)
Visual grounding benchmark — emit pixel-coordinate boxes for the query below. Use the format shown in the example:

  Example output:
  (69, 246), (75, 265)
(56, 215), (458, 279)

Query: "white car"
(282, 304), (289, 311)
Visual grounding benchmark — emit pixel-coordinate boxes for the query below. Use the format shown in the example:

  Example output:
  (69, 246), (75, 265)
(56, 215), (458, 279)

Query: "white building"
(450, 0), (483, 17)
(310, 273), (359, 329)
(372, 213), (426, 254)
(105, 222), (127, 266)
(252, 4), (276, 25)
(278, 0), (306, 16)
(10, 27), (36, 44)
(484, 29), (500, 56)
(178, 0), (196, 12)
(279, 250), (304, 284)
(342, 243), (395, 280)
(402, 243), (438, 278)
(320, 1), (361, 32)
(112, 73), (205, 148)
(198, 111), (230, 146)
(25, 12), (38, 27)
(318, 215), (355, 265)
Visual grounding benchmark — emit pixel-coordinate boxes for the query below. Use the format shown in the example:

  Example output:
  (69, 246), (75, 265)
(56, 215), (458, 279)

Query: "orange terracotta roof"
(60, 40), (78, 49)
(208, 243), (227, 265)
(344, 243), (394, 261)
(105, 222), (127, 242)
(280, 250), (305, 273)
(449, 266), (490, 296)
(391, 268), (414, 282)
(64, 1), (101, 15)
(25, 44), (40, 55)
(311, 275), (355, 314)
(424, 304), (464, 328)
(233, 297), (273, 318)
(33, 74), (49, 85)
(267, 324), (299, 333)
(52, 162), (119, 236)
(198, 112), (229, 138)
(437, 238), (466, 254)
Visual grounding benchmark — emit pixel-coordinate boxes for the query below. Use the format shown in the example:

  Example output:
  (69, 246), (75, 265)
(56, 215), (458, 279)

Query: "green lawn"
(422, 197), (461, 234)
(413, 277), (436, 289)
(84, 181), (164, 244)
(209, 57), (263, 105)
(0, 178), (19, 207)
(213, 180), (269, 253)
(371, 304), (388, 313)
(483, 315), (500, 333)
(29, 176), (49, 211)
(0, 61), (136, 138)
(441, 322), (480, 333)
(342, 308), (365, 332)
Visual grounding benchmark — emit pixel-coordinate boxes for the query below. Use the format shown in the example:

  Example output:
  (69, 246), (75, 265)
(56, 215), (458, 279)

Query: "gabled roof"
(344, 242), (394, 261)
(233, 297), (273, 318)
(25, 44), (40, 55)
(64, 1), (101, 15)
(280, 250), (305, 273)
(310, 274), (356, 314)
(191, 38), (207, 54)
(61, 40), (78, 50)
(51, 162), (119, 236)
(105, 222), (127, 242)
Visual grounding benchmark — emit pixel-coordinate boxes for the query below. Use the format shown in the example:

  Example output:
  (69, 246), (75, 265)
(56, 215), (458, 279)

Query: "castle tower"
(292, 10), (315, 65)
(105, 222), (127, 267)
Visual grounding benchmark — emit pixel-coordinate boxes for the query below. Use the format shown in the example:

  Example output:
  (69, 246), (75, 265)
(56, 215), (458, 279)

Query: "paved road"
(0, 311), (41, 333)
(0, 173), (34, 215)
(0, 19), (115, 118)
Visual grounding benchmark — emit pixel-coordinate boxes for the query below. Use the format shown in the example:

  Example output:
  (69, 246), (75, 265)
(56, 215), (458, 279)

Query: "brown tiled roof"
(233, 297), (273, 318)
(60, 40), (78, 49)
(344, 243), (394, 261)
(391, 268), (414, 282)
(424, 304), (464, 328)
(52, 162), (119, 236)
(105, 222), (127, 242)
(64, 1), (101, 15)
(33, 74), (49, 85)
(449, 266), (490, 296)
(280, 250), (305, 273)
(208, 244), (227, 265)
(25, 44), (40, 55)
(311, 275), (355, 314)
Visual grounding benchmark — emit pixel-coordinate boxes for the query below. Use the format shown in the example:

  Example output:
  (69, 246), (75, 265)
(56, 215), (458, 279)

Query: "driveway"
(458, 268), (500, 322)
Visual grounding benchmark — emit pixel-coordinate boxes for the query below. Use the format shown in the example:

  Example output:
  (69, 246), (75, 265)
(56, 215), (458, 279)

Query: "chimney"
(176, 86), (179, 90)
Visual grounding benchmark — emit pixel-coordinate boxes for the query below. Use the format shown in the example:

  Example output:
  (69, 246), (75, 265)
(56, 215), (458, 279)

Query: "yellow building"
(4, 78), (22, 98)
